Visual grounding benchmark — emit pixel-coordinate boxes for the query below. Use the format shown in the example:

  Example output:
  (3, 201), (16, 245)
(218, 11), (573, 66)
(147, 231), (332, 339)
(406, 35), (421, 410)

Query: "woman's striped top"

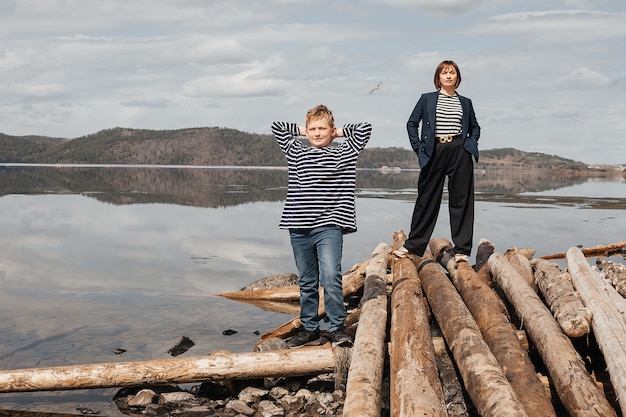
(271, 121), (372, 234)
(435, 93), (463, 137)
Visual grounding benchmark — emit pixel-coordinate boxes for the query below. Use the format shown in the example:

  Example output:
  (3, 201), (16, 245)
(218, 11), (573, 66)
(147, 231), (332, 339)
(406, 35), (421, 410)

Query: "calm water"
(0, 165), (624, 414)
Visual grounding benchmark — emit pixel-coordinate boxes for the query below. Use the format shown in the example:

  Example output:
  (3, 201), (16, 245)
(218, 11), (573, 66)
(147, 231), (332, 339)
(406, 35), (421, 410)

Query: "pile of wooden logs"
(0, 233), (624, 417)
(222, 233), (626, 417)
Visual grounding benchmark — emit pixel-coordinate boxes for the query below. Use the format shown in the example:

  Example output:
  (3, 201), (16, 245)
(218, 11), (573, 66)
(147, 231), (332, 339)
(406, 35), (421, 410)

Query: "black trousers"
(404, 137), (474, 257)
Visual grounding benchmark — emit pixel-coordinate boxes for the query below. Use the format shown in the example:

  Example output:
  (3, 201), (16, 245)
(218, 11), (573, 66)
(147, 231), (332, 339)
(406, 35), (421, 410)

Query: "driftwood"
(504, 246), (536, 260)
(218, 285), (301, 301)
(596, 256), (626, 297)
(541, 240), (626, 260)
(601, 280), (626, 324)
(344, 245), (389, 417)
(429, 238), (555, 417)
(566, 247), (626, 414)
(417, 254), (529, 417)
(0, 347), (338, 393)
(505, 249), (537, 292)
(389, 256), (446, 417)
(343, 257), (374, 295)
(531, 258), (591, 338)
(488, 251), (618, 417)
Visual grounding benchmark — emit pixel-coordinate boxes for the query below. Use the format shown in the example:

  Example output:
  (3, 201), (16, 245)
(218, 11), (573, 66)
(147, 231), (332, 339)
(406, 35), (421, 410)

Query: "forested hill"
(1, 126), (590, 170)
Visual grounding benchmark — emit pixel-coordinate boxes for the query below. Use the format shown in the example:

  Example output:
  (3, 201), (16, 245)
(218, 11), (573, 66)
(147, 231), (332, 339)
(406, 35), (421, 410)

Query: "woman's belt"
(437, 134), (462, 144)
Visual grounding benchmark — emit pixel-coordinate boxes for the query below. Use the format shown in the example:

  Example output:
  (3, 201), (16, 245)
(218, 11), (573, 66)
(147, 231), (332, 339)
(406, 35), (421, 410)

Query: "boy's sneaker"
(287, 329), (322, 348)
(327, 328), (353, 347)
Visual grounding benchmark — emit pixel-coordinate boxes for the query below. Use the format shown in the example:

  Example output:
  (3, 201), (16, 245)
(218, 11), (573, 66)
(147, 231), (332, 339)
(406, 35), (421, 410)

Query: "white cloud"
(0, 82), (68, 98)
(556, 67), (611, 89)
(474, 9), (626, 42)
(183, 69), (287, 98)
(189, 39), (249, 64)
(370, 0), (492, 13)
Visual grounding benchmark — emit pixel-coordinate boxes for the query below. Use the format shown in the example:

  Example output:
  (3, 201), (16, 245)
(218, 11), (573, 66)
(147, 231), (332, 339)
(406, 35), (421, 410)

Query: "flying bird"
(369, 81), (383, 94)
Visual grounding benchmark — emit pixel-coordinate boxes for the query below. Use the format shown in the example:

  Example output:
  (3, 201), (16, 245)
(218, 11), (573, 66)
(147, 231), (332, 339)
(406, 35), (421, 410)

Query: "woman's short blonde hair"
(434, 60), (462, 90)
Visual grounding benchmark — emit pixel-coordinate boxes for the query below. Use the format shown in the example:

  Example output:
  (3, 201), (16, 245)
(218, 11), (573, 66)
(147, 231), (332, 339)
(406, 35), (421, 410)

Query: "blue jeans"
(289, 226), (345, 333)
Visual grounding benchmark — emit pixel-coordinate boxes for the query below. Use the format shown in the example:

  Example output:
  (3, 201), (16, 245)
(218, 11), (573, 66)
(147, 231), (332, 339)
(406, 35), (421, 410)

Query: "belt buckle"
(438, 135), (453, 144)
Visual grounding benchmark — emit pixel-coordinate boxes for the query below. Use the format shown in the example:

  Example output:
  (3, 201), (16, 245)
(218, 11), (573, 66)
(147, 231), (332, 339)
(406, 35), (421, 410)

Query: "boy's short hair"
(306, 104), (335, 128)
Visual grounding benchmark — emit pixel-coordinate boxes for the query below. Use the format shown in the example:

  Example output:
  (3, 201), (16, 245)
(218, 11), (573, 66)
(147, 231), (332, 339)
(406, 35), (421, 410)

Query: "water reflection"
(1, 165), (624, 208)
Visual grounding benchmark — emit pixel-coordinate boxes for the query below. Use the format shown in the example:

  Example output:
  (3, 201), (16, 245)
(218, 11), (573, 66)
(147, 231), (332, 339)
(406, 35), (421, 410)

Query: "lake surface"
(0, 165), (625, 414)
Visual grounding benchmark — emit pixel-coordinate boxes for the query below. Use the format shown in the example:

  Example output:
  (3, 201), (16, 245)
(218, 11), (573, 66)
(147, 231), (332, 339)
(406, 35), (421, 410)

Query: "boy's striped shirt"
(271, 121), (372, 234)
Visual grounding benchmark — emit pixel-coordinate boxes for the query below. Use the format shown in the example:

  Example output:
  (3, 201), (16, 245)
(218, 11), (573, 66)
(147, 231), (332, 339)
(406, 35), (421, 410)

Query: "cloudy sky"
(1, 0), (625, 164)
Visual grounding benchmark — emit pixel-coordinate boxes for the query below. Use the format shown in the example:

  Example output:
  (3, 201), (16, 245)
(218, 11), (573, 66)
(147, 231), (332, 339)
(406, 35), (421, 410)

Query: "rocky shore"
(113, 359), (388, 417)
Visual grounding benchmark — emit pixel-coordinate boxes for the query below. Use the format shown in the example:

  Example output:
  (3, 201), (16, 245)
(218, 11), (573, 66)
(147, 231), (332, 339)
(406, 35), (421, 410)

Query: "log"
(595, 256), (626, 297)
(389, 257), (446, 417)
(416, 254), (529, 417)
(217, 285), (301, 301)
(430, 238), (555, 417)
(531, 258), (591, 338)
(0, 347), (338, 393)
(342, 256), (374, 296)
(488, 251), (618, 417)
(602, 280), (626, 324)
(566, 247), (626, 414)
(541, 240), (626, 260)
(505, 246), (536, 260)
(505, 249), (537, 292)
(344, 246), (389, 417)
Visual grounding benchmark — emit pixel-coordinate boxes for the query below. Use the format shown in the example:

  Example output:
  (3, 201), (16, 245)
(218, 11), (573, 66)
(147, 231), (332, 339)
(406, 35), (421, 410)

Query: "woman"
(403, 60), (481, 262)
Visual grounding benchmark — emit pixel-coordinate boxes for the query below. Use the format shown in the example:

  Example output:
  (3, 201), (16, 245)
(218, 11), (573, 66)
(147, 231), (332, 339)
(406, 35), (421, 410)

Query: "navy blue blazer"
(407, 91), (480, 168)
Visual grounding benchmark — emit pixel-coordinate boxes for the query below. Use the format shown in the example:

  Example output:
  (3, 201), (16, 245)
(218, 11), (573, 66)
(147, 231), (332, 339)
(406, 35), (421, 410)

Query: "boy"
(271, 105), (372, 348)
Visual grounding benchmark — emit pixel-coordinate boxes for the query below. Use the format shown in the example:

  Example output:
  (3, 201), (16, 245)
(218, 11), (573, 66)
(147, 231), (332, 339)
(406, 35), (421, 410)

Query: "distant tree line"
(0, 128), (589, 170)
